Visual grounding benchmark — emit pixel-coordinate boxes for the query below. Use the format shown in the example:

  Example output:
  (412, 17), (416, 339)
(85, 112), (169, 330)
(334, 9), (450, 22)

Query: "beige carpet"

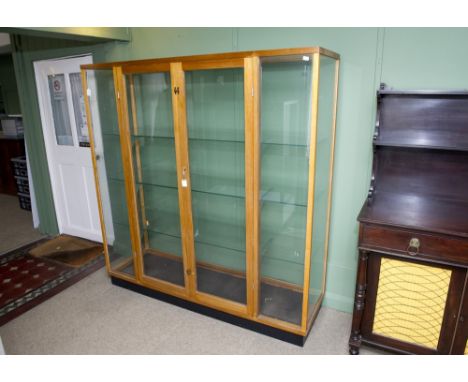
(0, 268), (386, 355)
(0, 193), (45, 254)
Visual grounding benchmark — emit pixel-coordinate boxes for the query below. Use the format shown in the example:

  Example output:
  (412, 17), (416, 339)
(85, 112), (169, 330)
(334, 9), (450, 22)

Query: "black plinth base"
(111, 276), (308, 346)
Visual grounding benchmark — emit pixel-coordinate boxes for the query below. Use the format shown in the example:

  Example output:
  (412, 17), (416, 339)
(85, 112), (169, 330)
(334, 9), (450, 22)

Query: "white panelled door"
(34, 55), (102, 242)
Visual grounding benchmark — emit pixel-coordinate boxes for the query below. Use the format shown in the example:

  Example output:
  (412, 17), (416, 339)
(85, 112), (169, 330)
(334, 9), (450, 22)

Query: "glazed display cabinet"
(80, 47), (340, 345)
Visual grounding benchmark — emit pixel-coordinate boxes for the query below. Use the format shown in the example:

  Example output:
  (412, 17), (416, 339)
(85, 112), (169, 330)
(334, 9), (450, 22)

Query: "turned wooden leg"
(348, 249), (369, 355)
(349, 344), (360, 355)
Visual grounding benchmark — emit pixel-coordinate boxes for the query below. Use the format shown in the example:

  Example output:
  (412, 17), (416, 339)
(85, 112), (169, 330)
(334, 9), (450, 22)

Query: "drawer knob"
(407, 238), (420, 256)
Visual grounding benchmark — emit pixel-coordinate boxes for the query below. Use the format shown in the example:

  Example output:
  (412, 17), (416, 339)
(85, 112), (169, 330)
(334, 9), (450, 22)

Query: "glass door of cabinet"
(181, 61), (248, 306)
(258, 55), (314, 327)
(124, 69), (186, 289)
(307, 55), (339, 327)
(83, 68), (136, 279)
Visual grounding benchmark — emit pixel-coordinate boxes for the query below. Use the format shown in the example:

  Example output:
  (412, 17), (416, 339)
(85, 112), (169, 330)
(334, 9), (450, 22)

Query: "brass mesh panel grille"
(372, 258), (451, 349)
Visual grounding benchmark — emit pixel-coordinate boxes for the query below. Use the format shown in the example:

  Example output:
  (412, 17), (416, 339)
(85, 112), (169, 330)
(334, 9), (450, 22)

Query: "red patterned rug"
(0, 238), (104, 326)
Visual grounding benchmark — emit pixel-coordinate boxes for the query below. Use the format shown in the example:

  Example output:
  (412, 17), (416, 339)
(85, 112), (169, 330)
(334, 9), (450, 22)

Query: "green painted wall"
(0, 54), (21, 114)
(10, 27), (468, 314)
(381, 28), (468, 88)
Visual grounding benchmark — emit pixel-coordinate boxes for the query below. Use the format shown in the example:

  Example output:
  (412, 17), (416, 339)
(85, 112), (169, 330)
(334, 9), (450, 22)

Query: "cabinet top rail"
(80, 46), (339, 70)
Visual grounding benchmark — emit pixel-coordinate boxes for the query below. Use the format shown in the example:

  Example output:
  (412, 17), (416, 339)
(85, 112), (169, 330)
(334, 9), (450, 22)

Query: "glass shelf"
(138, 203), (246, 256)
(128, 133), (315, 148)
(131, 176), (311, 209)
(127, 131), (312, 148)
(134, 134), (244, 144)
(134, 180), (245, 201)
(262, 141), (308, 148)
(130, 222), (246, 278)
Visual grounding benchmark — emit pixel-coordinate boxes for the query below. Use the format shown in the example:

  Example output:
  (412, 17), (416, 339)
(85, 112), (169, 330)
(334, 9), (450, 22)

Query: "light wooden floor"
(0, 193), (45, 254)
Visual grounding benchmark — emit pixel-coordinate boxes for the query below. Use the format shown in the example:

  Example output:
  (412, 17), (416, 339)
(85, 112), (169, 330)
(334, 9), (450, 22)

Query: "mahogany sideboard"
(349, 84), (468, 355)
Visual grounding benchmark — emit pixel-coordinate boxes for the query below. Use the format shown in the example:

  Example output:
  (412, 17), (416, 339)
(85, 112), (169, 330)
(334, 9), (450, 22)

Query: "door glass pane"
(308, 56), (336, 323)
(85, 69), (135, 277)
(259, 56), (313, 325)
(185, 68), (246, 304)
(48, 74), (73, 146)
(69, 72), (90, 146)
(126, 72), (185, 287)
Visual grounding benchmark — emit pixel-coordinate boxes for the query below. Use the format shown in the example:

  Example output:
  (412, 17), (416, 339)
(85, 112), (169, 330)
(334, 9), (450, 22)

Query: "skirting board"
(111, 276), (310, 346)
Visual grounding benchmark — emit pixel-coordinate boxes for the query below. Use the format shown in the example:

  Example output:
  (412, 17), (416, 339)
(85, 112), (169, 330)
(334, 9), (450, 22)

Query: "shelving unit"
(350, 85), (468, 355)
(81, 47), (340, 344)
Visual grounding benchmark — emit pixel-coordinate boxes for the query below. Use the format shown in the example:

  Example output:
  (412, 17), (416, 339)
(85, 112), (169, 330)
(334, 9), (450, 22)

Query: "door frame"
(33, 53), (98, 241)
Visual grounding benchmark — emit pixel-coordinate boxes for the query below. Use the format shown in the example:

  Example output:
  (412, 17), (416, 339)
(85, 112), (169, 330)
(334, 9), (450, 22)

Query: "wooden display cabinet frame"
(81, 47), (340, 344)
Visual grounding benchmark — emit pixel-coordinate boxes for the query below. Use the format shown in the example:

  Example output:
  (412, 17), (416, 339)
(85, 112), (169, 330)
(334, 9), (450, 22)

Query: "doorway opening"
(0, 34), (43, 254)
(34, 54), (103, 243)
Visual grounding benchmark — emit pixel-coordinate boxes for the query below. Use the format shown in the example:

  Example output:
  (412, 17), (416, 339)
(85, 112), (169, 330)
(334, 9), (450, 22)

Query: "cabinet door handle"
(407, 238), (420, 256)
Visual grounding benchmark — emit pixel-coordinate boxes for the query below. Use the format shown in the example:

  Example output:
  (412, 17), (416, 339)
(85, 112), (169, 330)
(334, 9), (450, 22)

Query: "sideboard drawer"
(360, 224), (468, 266)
